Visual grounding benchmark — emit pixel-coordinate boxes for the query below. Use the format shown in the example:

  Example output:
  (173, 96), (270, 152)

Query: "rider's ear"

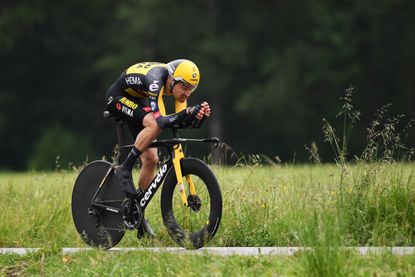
(168, 76), (175, 85)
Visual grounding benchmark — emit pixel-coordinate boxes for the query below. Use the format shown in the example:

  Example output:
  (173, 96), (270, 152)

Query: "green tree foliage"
(0, 0), (414, 169)
(0, 0), (116, 169)
(28, 125), (97, 170)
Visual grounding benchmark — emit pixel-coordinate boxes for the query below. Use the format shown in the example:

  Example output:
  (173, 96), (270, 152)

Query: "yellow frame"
(172, 143), (197, 206)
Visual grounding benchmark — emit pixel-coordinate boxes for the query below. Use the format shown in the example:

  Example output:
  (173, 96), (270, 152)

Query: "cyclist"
(106, 59), (210, 237)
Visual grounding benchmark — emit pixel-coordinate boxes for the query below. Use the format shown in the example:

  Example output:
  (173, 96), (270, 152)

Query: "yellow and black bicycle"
(71, 111), (222, 249)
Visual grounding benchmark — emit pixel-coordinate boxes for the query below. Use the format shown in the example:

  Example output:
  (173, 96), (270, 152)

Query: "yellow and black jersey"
(123, 62), (167, 96)
(114, 62), (169, 112)
(107, 62), (191, 129)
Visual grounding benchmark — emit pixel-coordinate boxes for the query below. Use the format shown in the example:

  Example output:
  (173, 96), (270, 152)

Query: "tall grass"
(1, 164), (413, 249)
(0, 172), (77, 248)
(298, 86), (415, 275)
(1, 87), (415, 275)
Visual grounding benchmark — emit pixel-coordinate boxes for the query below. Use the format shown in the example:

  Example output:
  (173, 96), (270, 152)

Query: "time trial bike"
(71, 111), (222, 249)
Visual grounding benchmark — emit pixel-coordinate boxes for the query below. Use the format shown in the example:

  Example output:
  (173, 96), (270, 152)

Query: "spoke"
(174, 206), (190, 223)
(189, 211), (195, 231)
(200, 209), (209, 221)
(170, 175), (214, 233)
(199, 186), (208, 195)
(175, 210), (186, 222)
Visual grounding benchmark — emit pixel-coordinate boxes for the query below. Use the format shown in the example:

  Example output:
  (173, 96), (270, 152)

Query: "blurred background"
(1, 0), (414, 170)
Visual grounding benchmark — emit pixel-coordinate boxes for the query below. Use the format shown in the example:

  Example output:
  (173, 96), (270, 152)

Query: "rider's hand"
(187, 102), (211, 120)
(200, 102), (211, 117)
(186, 104), (202, 119)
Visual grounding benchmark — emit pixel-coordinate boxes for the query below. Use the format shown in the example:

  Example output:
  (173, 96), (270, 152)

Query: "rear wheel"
(161, 158), (222, 249)
(71, 161), (126, 249)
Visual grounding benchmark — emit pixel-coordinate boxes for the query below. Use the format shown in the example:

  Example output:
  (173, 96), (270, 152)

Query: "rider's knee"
(143, 114), (162, 134)
(141, 151), (159, 167)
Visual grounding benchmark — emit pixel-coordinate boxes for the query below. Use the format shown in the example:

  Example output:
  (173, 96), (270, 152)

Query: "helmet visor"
(173, 77), (198, 93)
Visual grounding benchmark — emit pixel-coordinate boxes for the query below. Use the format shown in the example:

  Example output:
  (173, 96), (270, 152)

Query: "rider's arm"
(148, 85), (200, 129)
(153, 105), (201, 129)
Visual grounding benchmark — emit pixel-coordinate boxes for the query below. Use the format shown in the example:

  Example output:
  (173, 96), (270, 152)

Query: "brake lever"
(205, 137), (220, 152)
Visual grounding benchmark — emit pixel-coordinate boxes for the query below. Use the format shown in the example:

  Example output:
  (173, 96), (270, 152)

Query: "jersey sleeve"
(151, 93), (196, 129)
(148, 85), (197, 129)
(145, 68), (198, 129)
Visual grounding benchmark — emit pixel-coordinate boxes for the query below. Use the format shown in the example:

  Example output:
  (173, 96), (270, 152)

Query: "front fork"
(172, 144), (196, 206)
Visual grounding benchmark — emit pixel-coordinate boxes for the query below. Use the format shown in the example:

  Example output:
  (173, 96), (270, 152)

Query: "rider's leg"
(134, 113), (162, 151)
(138, 148), (159, 190)
(136, 149), (158, 239)
(120, 113), (161, 173)
(134, 116), (160, 239)
(117, 113), (162, 196)
(137, 150), (158, 239)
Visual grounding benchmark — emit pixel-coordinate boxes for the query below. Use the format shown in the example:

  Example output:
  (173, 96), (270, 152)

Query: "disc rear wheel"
(71, 161), (126, 249)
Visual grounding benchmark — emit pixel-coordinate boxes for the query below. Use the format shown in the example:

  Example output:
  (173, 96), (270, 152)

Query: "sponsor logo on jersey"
(116, 103), (121, 110)
(153, 111), (161, 119)
(143, 107), (152, 112)
(120, 97), (138, 109)
(107, 96), (114, 105)
(121, 106), (133, 117)
(169, 115), (178, 122)
(125, 76), (142, 85)
(140, 164), (168, 207)
(149, 81), (159, 92)
(150, 101), (157, 110)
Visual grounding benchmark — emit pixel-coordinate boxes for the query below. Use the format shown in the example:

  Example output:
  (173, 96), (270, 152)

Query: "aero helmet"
(166, 59), (200, 93)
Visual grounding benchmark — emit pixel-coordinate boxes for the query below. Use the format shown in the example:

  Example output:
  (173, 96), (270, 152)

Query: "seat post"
(103, 111), (132, 165)
(113, 119), (132, 165)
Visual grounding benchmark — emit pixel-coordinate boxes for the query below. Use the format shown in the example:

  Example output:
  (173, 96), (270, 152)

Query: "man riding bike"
(106, 59), (210, 237)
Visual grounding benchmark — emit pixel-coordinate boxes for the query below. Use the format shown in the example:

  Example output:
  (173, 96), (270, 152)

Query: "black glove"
(186, 104), (201, 117)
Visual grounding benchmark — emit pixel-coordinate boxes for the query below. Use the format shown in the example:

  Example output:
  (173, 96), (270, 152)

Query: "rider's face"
(172, 81), (193, 103)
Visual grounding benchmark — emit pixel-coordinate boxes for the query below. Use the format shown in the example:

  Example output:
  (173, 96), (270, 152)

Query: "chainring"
(121, 199), (143, 230)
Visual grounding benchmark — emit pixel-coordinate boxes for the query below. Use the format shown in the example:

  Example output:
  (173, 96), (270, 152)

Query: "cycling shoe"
(114, 166), (138, 197)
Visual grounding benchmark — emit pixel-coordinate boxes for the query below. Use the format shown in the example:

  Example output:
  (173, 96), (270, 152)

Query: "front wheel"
(161, 158), (222, 249)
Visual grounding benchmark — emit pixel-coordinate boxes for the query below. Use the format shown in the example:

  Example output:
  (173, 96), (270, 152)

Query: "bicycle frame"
(89, 136), (219, 215)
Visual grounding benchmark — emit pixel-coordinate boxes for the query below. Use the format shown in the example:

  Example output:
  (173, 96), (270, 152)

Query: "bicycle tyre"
(71, 160), (125, 249)
(161, 158), (222, 249)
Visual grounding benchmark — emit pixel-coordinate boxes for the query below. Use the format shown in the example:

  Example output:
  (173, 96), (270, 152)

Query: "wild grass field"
(1, 163), (414, 249)
(1, 90), (415, 276)
(1, 162), (415, 276)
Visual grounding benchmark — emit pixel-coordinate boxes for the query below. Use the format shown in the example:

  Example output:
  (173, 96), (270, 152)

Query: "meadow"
(1, 161), (415, 276)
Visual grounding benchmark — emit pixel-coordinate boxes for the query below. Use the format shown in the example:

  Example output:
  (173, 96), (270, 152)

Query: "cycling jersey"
(106, 62), (196, 131)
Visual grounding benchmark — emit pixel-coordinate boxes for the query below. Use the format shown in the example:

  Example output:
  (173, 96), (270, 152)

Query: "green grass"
(1, 163), (415, 275)
(0, 164), (414, 248)
(1, 249), (415, 276)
